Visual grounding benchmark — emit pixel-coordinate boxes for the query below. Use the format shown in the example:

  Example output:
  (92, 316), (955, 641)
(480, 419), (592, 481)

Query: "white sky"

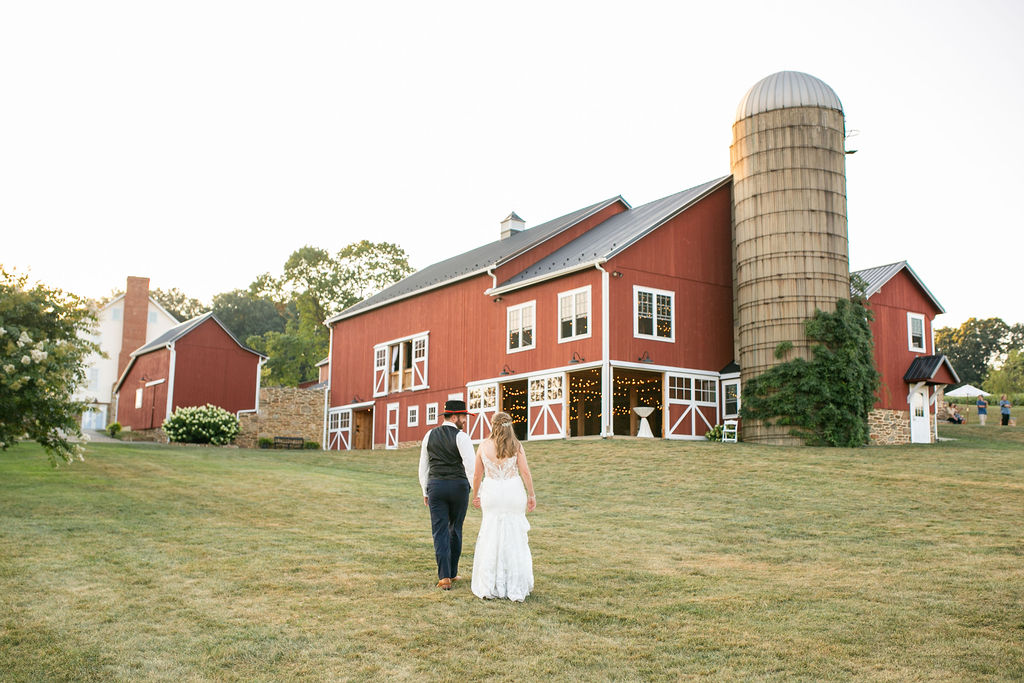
(2, 0), (1022, 329)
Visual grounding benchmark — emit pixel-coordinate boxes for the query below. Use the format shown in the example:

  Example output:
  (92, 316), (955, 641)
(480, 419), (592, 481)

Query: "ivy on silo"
(741, 292), (880, 447)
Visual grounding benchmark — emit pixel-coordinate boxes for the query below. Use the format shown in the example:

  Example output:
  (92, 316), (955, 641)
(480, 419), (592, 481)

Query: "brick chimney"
(117, 276), (150, 378)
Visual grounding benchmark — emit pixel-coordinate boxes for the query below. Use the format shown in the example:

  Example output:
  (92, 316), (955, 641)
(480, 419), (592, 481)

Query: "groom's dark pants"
(426, 478), (470, 580)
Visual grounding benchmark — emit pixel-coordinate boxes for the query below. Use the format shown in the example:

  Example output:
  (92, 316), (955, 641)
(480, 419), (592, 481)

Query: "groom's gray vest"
(426, 425), (467, 481)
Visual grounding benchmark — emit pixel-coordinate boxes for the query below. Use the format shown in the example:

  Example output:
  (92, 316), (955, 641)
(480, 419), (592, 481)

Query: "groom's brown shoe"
(436, 578), (452, 590)
(452, 575), (463, 583)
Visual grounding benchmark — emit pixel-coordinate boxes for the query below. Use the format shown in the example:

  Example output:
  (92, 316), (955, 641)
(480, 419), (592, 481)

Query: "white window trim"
(426, 402), (438, 425)
(407, 405), (419, 427)
(722, 380), (741, 418)
(557, 285), (592, 343)
(633, 285), (675, 343)
(907, 312), (926, 353)
(506, 300), (537, 353)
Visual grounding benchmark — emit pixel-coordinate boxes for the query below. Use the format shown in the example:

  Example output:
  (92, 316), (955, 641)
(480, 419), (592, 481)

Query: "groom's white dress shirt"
(418, 421), (476, 496)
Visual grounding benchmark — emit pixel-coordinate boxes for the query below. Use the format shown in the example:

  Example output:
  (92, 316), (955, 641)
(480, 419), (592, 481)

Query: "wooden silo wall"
(730, 106), (850, 444)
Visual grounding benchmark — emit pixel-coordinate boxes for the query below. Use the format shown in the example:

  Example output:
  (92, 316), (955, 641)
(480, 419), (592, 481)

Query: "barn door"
(665, 373), (718, 440)
(910, 386), (930, 443)
(373, 346), (388, 397)
(528, 373), (565, 440)
(327, 408), (352, 451)
(386, 403), (399, 449)
(467, 383), (498, 442)
(411, 335), (428, 389)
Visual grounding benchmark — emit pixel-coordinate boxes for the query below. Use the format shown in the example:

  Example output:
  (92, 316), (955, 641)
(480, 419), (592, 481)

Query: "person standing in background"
(999, 395), (1012, 426)
(977, 395), (988, 426)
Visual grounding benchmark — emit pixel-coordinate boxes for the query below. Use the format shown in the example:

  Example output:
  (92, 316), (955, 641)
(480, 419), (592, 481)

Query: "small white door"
(327, 408), (352, 451)
(467, 383), (498, 443)
(386, 403), (399, 450)
(910, 387), (930, 443)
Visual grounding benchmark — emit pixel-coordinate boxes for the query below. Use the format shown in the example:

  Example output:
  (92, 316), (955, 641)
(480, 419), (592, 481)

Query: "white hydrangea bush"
(162, 404), (240, 445)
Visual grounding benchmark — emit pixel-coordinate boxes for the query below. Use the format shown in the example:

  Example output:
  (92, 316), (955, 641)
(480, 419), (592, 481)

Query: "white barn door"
(910, 386), (930, 443)
(528, 373), (565, 440)
(386, 403), (400, 449)
(327, 408), (352, 451)
(467, 383), (498, 443)
(665, 373), (718, 440)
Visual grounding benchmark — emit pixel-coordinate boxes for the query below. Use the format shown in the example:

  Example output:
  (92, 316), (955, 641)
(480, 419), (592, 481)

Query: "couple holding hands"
(418, 400), (536, 602)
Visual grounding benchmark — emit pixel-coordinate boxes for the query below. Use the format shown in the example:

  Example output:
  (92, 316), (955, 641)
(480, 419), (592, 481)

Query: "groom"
(418, 399), (476, 590)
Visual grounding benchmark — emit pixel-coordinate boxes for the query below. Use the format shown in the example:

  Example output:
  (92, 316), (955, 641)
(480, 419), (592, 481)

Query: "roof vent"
(500, 212), (525, 240)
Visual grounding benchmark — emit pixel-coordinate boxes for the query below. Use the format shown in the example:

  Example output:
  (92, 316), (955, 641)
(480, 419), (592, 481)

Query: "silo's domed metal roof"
(736, 71), (843, 120)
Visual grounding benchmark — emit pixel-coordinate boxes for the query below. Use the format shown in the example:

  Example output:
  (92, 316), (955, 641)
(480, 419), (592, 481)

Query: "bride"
(470, 412), (536, 602)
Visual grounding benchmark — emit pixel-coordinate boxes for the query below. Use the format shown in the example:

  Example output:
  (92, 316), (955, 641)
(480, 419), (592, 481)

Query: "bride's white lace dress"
(471, 453), (533, 601)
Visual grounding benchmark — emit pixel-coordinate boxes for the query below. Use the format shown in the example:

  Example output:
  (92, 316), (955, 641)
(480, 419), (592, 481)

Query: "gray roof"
(851, 261), (945, 313)
(326, 195), (627, 323)
(904, 355), (960, 384)
(736, 71), (843, 120)
(495, 176), (731, 291)
(131, 312), (265, 358)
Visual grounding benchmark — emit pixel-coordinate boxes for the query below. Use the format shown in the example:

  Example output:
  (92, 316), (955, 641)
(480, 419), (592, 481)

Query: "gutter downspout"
(486, 266), (498, 293)
(165, 342), (176, 421)
(323, 323), (334, 450)
(594, 262), (612, 437)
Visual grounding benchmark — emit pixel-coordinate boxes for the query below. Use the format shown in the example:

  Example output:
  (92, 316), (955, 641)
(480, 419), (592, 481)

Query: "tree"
(983, 348), (1024, 397)
(935, 317), (1011, 387)
(0, 267), (100, 465)
(151, 287), (206, 322)
(741, 297), (880, 447)
(248, 241), (413, 385)
(210, 289), (286, 342)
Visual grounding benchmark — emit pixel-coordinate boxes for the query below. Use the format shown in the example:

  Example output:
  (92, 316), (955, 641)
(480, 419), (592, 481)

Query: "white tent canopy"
(945, 384), (990, 397)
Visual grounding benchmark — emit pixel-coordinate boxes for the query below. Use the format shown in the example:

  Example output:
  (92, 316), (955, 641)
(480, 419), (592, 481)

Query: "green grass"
(2, 428), (1022, 681)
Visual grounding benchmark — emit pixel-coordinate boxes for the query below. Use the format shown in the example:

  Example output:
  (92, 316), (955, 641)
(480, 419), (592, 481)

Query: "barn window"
(135, 388), (143, 409)
(407, 405), (419, 427)
(426, 402), (438, 424)
(507, 301), (536, 352)
(634, 286), (674, 342)
(558, 286), (591, 342)
(374, 332), (429, 395)
(907, 313), (926, 353)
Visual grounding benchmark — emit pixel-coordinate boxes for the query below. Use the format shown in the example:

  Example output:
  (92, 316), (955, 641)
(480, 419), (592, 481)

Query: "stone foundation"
(237, 386), (327, 449)
(868, 408), (912, 445)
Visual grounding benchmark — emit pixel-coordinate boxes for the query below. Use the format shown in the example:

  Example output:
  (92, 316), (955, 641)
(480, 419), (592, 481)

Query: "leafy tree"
(0, 267), (100, 465)
(935, 317), (1010, 387)
(741, 297), (880, 447)
(210, 289), (286, 342)
(983, 348), (1024, 397)
(248, 241), (413, 385)
(151, 287), (206, 322)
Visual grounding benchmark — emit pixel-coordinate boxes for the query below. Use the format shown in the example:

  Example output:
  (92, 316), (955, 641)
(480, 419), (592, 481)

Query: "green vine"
(741, 295), (880, 447)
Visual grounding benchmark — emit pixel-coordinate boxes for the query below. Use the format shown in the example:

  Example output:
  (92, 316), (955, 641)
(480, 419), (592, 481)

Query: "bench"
(273, 436), (305, 450)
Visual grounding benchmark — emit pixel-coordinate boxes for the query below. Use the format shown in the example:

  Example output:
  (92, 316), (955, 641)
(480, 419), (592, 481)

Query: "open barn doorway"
(568, 368), (602, 437)
(613, 369), (663, 437)
(500, 379), (528, 441)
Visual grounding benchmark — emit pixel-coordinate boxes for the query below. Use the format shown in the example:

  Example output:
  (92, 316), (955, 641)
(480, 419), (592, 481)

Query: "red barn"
(854, 262), (959, 444)
(114, 313), (266, 431)
(324, 177), (741, 450)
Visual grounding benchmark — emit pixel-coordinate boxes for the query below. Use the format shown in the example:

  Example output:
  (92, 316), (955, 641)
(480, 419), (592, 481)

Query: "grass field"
(2, 426), (1022, 681)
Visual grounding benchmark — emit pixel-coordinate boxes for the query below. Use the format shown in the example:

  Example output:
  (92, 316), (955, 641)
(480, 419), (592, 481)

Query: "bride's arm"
(517, 446), (536, 512)
(471, 445), (484, 509)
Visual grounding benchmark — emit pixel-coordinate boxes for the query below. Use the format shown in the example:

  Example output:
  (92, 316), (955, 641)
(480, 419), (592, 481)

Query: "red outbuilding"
(113, 313), (266, 431)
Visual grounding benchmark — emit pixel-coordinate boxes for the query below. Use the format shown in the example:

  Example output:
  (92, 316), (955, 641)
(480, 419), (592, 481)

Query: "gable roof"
(113, 313), (265, 393)
(851, 261), (945, 313)
(325, 196), (628, 324)
(493, 176), (731, 292)
(904, 354), (960, 385)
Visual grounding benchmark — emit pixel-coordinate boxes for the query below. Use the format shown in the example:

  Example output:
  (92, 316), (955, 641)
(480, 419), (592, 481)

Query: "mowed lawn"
(2, 427), (1022, 681)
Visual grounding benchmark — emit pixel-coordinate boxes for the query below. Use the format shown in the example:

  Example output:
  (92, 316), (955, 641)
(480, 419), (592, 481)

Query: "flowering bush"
(705, 424), (724, 442)
(162, 404), (240, 445)
(1, 267), (100, 465)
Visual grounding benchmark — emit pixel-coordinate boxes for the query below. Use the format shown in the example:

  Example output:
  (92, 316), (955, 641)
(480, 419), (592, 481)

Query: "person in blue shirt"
(999, 394), (1012, 426)
(977, 395), (988, 426)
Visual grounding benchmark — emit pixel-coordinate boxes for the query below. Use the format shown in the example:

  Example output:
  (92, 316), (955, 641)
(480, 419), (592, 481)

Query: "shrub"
(303, 441), (320, 450)
(705, 424), (724, 442)
(162, 404), (240, 445)
(258, 437), (274, 449)
(106, 422), (122, 438)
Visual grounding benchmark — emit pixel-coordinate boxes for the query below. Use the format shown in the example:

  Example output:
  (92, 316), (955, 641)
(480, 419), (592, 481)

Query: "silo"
(730, 71), (850, 444)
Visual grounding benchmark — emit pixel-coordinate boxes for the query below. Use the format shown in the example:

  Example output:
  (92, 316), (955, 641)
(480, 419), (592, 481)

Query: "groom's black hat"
(443, 399), (468, 415)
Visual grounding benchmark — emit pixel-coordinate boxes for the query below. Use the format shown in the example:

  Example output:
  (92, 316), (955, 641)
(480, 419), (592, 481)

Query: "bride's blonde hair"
(490, 412), (521, 460)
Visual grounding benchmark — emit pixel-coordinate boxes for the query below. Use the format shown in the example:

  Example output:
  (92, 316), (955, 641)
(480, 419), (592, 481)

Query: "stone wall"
(237, 386), (326, 449)
(868, 408), (913, 445)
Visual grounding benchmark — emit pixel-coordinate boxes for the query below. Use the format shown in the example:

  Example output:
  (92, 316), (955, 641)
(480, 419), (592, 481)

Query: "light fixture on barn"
(499, 364), (514, 376)
(493, 296), (503, 303)
(612, 271), (623, 278)
(638, 351), (653, 363)
(352, 394), (363, 403)
(569, 351), (585, 364)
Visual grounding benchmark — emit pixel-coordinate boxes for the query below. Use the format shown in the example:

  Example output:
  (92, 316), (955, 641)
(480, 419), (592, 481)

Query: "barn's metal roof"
(736, 71), (843, 120)
(851, 261), (945, 313)
(326, 195), (628, 323)
(904, 355), (960, 384)
(494, 176), (731, 292)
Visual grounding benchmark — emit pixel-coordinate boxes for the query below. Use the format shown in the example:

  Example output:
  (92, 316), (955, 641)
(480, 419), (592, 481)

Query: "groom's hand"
(423, 496), (428, 507)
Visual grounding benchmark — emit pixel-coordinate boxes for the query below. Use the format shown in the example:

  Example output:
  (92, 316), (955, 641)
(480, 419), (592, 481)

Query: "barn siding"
(172, 318), (260, 414)
(116, 349), (171, 430)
